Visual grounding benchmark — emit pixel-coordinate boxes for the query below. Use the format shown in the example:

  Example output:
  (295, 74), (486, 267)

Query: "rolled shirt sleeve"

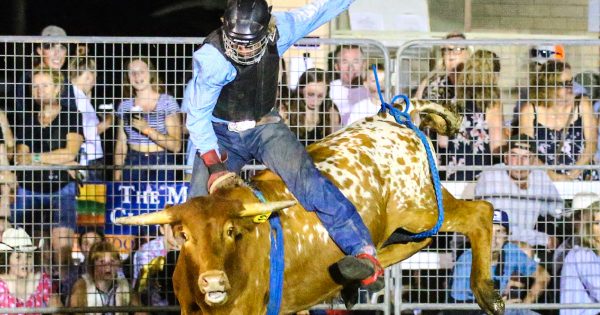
(184, 44), (237, 155)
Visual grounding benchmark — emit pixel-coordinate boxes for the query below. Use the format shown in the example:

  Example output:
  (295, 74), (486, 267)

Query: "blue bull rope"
(372, 64), (444, 240)
(251, 188), (284, 315)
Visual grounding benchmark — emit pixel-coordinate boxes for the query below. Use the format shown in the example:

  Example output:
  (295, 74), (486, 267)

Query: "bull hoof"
(475, 279), (505, 315)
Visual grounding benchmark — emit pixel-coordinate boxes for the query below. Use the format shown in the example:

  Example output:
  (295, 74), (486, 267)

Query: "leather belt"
(227, 115), (281, 133)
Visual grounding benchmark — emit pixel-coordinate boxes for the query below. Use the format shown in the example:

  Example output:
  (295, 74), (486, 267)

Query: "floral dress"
(442, 101), (492, 181)
(0, 273), (52, 315)
(534, 103), (599, 180)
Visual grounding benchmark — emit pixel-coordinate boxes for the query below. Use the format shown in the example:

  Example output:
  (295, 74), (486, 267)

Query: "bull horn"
(239, 200), (296, 217)
(115, 209), (175, 225)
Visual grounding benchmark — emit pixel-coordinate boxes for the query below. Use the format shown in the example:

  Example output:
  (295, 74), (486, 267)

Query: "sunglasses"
(530, 48), (563, 59)
(441, 47), (467, 55)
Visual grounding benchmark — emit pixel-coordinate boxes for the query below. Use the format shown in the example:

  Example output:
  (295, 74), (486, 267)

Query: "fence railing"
(0, 35), (598, 314)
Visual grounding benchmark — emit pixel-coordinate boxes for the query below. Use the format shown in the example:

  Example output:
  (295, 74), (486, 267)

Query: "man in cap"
(474, 134), (564, 250)
(449, 210), (550, 315)
(184, 0), (383, 289)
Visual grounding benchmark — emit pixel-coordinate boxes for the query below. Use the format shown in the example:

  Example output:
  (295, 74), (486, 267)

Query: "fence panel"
(394, 39), (600, 314)
(0, 36), (392, 314)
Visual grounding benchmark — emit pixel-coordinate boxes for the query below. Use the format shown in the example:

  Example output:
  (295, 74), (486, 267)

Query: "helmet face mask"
(223, 31), (269, 65)
(222, 0), (271, 65)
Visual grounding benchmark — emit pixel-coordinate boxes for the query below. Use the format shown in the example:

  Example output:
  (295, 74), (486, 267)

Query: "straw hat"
(0, 228), (38, 252)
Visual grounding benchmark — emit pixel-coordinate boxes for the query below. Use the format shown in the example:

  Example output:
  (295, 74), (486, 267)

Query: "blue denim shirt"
(184, 0), (356, 155)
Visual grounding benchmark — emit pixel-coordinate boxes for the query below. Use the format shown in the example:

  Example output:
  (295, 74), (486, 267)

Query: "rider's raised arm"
(274, 0), (356, 55)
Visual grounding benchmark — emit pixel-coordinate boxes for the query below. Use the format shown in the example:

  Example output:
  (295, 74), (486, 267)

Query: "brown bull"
(117, 101), (504, 315)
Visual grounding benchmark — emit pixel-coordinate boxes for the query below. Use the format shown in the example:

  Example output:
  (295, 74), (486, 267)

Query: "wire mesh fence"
(0, 35), (598, 314)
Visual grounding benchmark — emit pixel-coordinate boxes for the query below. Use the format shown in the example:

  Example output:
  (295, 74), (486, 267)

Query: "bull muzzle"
(198, 270), (231, 306)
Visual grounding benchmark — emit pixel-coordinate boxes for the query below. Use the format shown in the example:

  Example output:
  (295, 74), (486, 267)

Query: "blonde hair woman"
(519, 60), (598, 181)
(560, 201), (600, 314)
(439, 49), (505, 180)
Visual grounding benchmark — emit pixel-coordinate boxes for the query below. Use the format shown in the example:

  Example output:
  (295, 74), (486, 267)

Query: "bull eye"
(227, 226), (235, 238)
(180, 231), (188, 241)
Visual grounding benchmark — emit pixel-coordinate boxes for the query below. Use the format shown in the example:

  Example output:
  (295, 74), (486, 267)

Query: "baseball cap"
(493, 209), (510, 234)
(530, 44), (565, 64)
(0, 228), (38, 252)
(41, 25), (67, 37)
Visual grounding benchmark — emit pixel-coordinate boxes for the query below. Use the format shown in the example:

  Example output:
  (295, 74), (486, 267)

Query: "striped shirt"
(560, 246), (600, 315)
(117, 94), (180, 145)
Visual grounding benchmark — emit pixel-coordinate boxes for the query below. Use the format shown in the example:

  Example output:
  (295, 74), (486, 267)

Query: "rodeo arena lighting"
(1, 0), (600, 314)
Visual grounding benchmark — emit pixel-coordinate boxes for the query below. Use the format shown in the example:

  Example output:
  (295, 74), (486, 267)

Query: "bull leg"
(377, 238), (432, 267)
(438, 193), (504, 315)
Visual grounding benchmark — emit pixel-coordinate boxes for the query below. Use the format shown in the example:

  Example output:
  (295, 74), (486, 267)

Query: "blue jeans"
(11, 181), (78, 233)
(190, 121), (373, 256)
(123, 150), (176, 183)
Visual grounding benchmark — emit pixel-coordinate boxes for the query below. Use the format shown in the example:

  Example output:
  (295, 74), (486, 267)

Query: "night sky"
(1, 0), (224, 37)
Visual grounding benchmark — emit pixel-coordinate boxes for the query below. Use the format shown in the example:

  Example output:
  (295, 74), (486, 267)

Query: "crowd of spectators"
(0, 25), (598, 313)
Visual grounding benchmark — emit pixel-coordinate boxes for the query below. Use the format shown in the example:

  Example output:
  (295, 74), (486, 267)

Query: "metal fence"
(0, 35), (598, 314)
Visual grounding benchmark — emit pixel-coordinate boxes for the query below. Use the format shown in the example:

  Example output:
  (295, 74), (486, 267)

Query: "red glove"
(200, 150), (236, 194)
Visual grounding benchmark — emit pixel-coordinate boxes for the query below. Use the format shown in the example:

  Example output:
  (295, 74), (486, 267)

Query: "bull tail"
(400, 100), (463, 136)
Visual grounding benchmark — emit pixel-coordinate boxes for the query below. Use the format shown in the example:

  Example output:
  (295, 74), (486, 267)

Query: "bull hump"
(307, 117), (432, 207)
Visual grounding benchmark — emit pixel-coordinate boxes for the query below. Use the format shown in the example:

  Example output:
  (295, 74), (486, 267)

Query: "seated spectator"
(133, 224), (182, 307)
(75, 229), (105, 272)
(346, 64), (384, 125)
(12, 67), (83, 251)
(328, 45), (369, 127)
(69, 241), (141, 312)
(69, 57), (112, 182)
(287, 68), (339, 145)
(519, 60), (598, 181)
(114, 57), (182, 183)
(474, 134), (564, 250)
(0, 228), (62, 311)
(573, 71), (600, 164)
(560, 200), (600, 315)
(414, 32), (470, 104)
(439, 49), (505, 180)
(449, 210), (550, 315)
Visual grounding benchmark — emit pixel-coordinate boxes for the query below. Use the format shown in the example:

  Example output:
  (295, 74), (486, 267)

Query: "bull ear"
(115, 208), (176, 225)
(238, 200), (296, 217)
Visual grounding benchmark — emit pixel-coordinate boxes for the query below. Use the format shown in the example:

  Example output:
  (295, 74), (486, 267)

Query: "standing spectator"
(415, 32), (470, 104)
(560, 201), (600, 315)
(69, 241), (142, 313)
(0, 228), (62, 312)
(346, 64), (384, 125)
(287, 68), (339, 145)
(0, 110), (15, 219)
(69, 57), (112, 182)
(9, 25), (74, 128)
(328, 45), (369, 127)
(449, 210), (550, 315)
(519, 61), (598, 181)
(12, 67), (83, 253)
(113, 57), (182, 183)
(474, 134), (564, 250)
(440, 49), (505, 180)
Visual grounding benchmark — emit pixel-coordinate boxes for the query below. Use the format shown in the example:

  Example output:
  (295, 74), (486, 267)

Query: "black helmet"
(222, 0), (272, 65)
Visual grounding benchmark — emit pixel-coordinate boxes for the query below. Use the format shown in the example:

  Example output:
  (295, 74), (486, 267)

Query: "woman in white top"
(69, 241), (142, 315)
(69, 57), (113, 181)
